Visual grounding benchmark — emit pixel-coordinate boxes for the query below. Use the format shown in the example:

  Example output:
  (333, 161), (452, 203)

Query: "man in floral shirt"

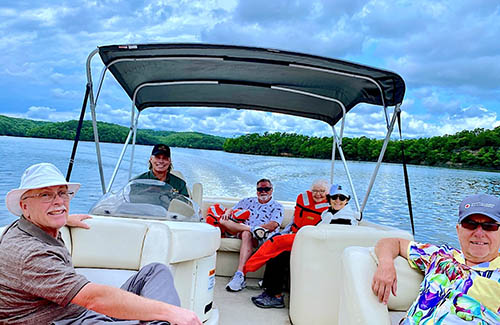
(220, 178), (284, 292)
(372, 193), (500, 324)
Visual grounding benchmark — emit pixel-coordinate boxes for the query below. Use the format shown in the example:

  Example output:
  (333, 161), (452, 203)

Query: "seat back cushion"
(70, 218), (149, 270)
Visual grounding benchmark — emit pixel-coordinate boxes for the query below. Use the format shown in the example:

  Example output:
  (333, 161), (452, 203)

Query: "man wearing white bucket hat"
(0, 163), (201, 325)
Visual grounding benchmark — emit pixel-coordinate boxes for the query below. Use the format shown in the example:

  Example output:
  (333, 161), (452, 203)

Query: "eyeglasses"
(312, 189), (326, 194)
(22, 190), (75, 203)
(331, 194), (348, 201)
(257, 187), (272, 193)
(460, 219), (500, 232)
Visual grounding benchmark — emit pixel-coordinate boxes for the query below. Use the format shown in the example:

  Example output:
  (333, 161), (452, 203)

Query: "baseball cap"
(458, 193), (500, 223)
(328, 184), (350, 199)
(151, 144), (170, 157)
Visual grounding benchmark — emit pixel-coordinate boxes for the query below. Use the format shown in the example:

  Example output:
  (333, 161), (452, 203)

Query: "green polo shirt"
(133, 170), (189, 197)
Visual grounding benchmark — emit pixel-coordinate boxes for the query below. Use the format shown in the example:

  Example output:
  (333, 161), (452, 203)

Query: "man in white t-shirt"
(219, 178), (284, 292)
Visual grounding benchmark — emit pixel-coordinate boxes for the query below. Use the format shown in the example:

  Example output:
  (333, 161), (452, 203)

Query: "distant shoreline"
(2, 134), (499, 174)
(1, 114), (499, 173)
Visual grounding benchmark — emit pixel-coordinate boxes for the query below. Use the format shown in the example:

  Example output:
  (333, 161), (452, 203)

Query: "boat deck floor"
(214, 276), (291, 324)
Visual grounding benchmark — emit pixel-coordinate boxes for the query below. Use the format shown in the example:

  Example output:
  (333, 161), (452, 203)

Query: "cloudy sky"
(1, 0), (499, 139)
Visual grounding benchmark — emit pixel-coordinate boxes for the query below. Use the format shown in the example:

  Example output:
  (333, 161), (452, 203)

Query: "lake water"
(1, 135), (500, 248)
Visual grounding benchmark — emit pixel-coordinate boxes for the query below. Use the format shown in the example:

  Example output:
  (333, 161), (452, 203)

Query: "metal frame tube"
(330, 129), (336, 185)
(85, 49), (106, 194)
(360, 104), (401, 212)
(128, 109), (141, 180)
(329, 101), (347, 185)
(106, 129), (134, 193)
(332, 127), (361, 214)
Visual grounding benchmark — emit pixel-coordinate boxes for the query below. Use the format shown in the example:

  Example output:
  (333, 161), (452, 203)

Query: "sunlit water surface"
(1, 136), (500, 248)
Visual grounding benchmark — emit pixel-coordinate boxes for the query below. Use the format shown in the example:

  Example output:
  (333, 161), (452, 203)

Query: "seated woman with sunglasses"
(318, 184), (359, 226)
(372, 193), (500, 324)
(250, 182), (356, 309)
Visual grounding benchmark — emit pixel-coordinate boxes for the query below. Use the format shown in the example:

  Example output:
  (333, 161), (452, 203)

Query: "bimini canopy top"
(97, 43), (405, 126)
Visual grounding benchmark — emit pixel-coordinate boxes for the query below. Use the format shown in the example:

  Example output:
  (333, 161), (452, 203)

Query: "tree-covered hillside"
(2, 114), (499, 170)
(224, 127), (500, 170)
(0, 115), (225, 150)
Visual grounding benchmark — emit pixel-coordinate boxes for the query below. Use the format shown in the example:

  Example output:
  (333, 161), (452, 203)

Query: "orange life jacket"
(290, 190), (329, 233)
(205, 204), (250, 237)
(243, 191), (329, 274)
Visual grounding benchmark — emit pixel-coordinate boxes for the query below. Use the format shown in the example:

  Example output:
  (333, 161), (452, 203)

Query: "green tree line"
(2, 114), (499, 170)
(0, 115), (225, 150)
(223, 127), (500, 170)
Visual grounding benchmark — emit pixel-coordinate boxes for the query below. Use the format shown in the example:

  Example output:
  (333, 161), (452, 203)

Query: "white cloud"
(0, 0), (499, 140)
(21, 106), (78, 122)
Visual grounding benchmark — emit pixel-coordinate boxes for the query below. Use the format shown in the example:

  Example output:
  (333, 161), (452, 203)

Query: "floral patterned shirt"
(402, 242), (500, 324)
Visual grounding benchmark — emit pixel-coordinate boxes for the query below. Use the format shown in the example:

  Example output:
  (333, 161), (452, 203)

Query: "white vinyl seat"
(339, 246), (423, 325)
(289, 222), (414, 325)
(60, 216), (220, 324)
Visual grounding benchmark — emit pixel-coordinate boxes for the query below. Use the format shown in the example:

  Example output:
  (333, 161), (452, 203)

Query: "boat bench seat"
(202, 196), (295, 278)
(339, 246), (423, 325)
(60, 216), (220, 324)
(289, 223), (414, 325)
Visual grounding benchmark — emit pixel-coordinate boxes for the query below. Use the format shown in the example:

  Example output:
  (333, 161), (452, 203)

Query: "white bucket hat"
(5, 163), (80, 216)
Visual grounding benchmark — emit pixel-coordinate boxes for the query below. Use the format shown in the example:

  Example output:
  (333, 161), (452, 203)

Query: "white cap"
(5, 163), (80, 216)
(328, 184), (351, 199)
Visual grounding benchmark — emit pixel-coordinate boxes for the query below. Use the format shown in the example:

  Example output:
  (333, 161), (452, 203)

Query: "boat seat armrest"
(339, 246), (423, 325)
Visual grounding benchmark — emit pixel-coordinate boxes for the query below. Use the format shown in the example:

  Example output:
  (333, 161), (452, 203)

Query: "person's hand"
(66, 214), (92, 229)
(371, 261), (397, 305)
(220, 209), (232, 221)
(168, 305), (202, 325)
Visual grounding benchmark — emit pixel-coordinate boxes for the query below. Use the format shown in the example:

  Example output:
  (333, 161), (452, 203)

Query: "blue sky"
(1, 0), (499, 139)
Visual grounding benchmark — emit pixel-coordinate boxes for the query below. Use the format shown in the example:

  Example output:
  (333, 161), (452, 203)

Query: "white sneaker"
(226, 271), (246, 292)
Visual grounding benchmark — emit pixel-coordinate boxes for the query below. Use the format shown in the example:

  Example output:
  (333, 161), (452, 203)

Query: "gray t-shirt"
(0, 217), (89, 324)
(233, 197), (284, 234)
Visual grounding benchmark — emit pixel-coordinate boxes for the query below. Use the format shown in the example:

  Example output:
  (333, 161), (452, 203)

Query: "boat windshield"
(89, 179), (202, 222)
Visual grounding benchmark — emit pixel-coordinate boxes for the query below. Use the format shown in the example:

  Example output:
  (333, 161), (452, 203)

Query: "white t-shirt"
(233, 197), (284, 234)
(318, 205), (359, 226)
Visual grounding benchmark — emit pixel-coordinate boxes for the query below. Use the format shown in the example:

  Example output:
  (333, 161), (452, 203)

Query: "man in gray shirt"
(0, 163), (201, 325)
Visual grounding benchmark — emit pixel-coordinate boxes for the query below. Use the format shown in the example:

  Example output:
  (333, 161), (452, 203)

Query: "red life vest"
(243, 191), (329, 274)
(290, 190), (329, 233)
(205, 203), (250, 237)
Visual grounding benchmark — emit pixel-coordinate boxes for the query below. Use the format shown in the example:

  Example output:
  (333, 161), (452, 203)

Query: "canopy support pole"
(396, 108), (415, 236)
(330, 130), (336, 185)
(85, 49), (107, 194)
(106, 129), (134, 193)
(360, 104), (400, 213)
(66, 83), (90, 181)
(128, 109), (141, 180)
(332, 127), (361, 215)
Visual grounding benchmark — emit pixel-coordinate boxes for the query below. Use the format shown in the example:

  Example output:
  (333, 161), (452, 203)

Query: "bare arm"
(66, 214), (92, 229)
(72, 283), (201, 325)
(260, 220), (279, 232)
(371, 237), (410, 305)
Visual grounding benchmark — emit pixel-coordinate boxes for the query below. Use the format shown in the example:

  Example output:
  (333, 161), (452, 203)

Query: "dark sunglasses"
(257, 187), (272, 193)
(460, 219), (500, 232)
(331, 194), (348, 201)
